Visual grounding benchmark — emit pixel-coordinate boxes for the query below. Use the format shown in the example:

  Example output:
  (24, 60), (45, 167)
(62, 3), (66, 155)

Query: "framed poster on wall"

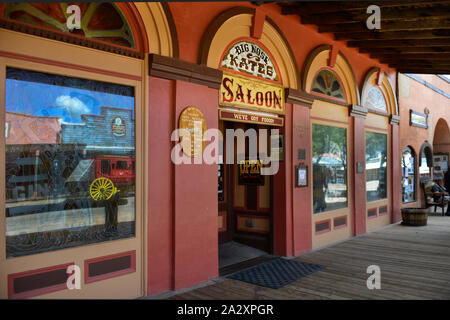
(295, 163), (308, 187)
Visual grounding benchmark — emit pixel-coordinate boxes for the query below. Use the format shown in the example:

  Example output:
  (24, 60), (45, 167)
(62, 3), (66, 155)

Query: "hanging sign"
(220, 72), (285, 114)
(238, 159), (264, 185)
(221, 40), (279, 82)
(178, 106), (207, 157)
(219, 109), (283, 126)
(409, 110), (428, 128)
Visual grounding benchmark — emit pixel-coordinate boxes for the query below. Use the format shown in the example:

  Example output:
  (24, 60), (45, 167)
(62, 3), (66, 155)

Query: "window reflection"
(402, 147), (415, 203)
(365, 132), (387, 202)
(312, 124), (348, 213)
(5, 67), (136, 258)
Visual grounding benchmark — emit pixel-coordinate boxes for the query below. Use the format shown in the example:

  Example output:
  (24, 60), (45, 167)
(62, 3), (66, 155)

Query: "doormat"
(227, 258), (325, 289)
(219, 255), (279, 277)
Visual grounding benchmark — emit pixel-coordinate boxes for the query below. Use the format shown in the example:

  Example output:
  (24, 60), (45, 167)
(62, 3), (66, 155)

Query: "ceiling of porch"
(277, 0), (450, 74)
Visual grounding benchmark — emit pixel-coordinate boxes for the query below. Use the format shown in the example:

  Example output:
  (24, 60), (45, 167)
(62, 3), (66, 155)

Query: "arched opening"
(302, 45), (359, 248)
(432, 118), (450, 181)
(419, 141), (434, 181)
(402, 146), (416, 203)
(200, 7), (299, 263)
(311, 68), (346, 102)
(361, 68), (398, 116)
(433, 118), (450, 154)
(0, 2), (150, 57)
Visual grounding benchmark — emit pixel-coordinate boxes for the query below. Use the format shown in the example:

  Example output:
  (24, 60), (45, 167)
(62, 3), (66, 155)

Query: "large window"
(402, 147), (416, 203)
(5, 67), (136, 258)
(365, 132), (387, 202)
(312, 124), (348, 213)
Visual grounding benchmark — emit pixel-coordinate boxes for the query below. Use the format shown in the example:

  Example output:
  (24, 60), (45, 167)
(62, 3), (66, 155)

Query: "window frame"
(401, 146), (416, 203)
(364, 130), (388, 203)
(311, 121), (349, 215)
(0, 28), (144, 269)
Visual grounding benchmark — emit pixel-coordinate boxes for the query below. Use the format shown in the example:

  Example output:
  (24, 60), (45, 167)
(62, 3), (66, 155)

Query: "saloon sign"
(220, 72), (285, 114)
(221, 41), (279, 82)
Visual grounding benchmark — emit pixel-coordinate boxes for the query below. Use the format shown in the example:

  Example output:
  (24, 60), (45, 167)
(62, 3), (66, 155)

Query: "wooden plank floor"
(169, 216), (450, 300)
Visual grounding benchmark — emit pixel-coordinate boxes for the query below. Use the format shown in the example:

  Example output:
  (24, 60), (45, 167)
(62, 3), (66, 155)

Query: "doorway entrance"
(218, 120), (274, 270)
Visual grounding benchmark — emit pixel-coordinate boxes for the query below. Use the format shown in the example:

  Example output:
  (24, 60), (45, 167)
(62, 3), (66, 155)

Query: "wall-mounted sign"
(111, 116), (126, 137)
(221, 40), (279, 82)
(410, 109), (428, 128)
(179, 106), (207, 157)
(357, 161), (365, 174)
(298, 149), (306, 160)
(295, 163), (308, 187)
(220, 72), (285, 114)
(238, 159), (264, 185)
(219, 109), (283, 126)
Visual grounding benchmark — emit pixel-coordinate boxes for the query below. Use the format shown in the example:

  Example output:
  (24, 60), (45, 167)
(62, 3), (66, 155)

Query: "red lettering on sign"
(222, 77), (234, 102)
(256, 92), (263, 106)
(265, 91), (272, 108)
(235, 84), (244, 103)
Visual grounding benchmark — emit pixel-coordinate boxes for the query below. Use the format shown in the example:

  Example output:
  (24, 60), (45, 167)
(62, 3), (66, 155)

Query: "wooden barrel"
(401, 208), (429, 226)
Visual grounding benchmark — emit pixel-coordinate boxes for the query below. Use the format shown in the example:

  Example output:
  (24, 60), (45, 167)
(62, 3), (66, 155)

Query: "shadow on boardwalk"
(160, 216), (450, 300)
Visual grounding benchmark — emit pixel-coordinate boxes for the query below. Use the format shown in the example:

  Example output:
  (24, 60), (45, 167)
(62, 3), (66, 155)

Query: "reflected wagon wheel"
(89, 177), (118, 201)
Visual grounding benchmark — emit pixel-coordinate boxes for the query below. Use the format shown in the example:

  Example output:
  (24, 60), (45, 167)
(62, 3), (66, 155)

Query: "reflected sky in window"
(6, 79), (134, 124)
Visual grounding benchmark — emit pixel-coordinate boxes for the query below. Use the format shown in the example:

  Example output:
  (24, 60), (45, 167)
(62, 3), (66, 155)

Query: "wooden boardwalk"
(169, 216), (450, 300)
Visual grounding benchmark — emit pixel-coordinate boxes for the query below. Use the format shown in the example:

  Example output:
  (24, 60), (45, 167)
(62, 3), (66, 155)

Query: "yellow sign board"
(219, 72), (285, 114)
(178, 106), (207, 157)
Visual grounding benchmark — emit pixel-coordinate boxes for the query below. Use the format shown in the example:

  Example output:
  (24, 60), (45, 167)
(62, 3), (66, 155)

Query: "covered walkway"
(166, 216), (450, 300)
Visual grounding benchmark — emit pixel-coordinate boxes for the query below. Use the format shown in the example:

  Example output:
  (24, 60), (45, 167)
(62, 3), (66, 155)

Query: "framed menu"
(295, 163), (308, 187)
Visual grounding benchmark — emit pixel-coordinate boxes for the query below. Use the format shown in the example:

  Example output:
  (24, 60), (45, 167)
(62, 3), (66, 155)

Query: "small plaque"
(298, 149), (306, 160)
(295, 163), (308, 187)
(357, 161), (364, 174)
(410, 109), (428, 128)
(179, 106), (207, 157)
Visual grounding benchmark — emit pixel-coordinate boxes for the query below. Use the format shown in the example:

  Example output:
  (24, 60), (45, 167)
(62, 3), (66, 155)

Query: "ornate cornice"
(285, 88), (315, 108)
(390, 114), (400, 125)
(349, 104), (368, 119)
(148, 54), (223, 89)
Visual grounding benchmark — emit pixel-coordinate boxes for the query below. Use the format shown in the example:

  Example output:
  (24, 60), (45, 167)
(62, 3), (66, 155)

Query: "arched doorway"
(432, 118), (450, 181)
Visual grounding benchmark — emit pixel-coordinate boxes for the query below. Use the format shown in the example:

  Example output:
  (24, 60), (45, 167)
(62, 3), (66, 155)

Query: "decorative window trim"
(8, 262), (74, 299)
(362, 85), (388, 114)
(84, 251), (136, 284)
(0, 18), (144, 59)
(310, 67), (347, 103)
(315, 219), (331, 235)
(368, 208), (378, 219)
(333, 215), (347, 230)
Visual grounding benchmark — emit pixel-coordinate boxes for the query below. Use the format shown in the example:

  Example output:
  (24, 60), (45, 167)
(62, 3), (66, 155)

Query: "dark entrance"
(218, 120), (273, 254)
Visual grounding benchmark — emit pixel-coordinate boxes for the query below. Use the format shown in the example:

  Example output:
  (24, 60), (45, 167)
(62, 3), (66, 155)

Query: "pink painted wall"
(173, 80), (219, 290)
(353, 117), (367, 235)
(291, 104), (312, 255)
(147, 77), (174, 294)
